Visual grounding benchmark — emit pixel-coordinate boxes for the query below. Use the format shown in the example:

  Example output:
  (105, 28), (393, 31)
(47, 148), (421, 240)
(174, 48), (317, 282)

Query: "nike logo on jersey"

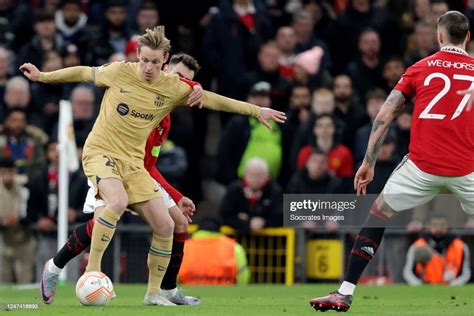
(120, 88), (131, 93)
(154, 189), (160, 192)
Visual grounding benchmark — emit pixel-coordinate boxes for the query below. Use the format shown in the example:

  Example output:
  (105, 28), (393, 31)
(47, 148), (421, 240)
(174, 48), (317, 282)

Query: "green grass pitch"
(0, 284), (473, 315)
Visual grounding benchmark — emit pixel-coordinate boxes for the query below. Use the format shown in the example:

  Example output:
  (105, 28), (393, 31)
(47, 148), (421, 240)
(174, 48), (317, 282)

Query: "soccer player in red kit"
(310, 11), (474, 312)
(40, 54), (202, 306)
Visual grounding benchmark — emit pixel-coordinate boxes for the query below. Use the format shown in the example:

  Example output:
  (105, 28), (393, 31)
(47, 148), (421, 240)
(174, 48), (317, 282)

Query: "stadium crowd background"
(0, 0), (473, 284)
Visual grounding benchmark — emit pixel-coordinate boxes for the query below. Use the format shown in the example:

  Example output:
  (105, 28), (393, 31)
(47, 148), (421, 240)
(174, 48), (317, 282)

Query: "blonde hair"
(138, 26), (171, 54)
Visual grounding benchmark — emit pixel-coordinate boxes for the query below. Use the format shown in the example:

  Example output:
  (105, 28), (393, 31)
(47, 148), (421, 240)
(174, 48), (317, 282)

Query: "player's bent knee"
(174, 219), (188, 233)
(107, 196), (128, 214)
(93, 206), (106, 219)
(375, 195), (397, 219)
(153, 216), (174, 237)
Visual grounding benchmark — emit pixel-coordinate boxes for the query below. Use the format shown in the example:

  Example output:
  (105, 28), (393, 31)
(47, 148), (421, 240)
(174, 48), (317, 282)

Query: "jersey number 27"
(420, 72), (474, 120)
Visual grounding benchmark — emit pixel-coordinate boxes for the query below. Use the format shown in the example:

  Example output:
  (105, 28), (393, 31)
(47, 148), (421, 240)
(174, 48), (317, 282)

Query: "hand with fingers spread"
(178, 196), (196, 223)
(354, 161), (374, 196)
(456, 88), (474, 112)
(187, 85), (203, 108)
(19, 63), (41, 81)
(256, 108), (287, 129)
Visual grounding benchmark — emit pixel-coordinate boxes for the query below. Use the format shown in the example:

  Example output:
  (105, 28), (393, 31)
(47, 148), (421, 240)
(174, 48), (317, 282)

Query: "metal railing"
(1, 225), (473, 285)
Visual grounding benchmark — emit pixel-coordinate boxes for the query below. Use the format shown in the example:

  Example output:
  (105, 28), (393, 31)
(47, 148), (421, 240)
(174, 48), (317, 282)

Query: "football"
(75, 272), (114, 306)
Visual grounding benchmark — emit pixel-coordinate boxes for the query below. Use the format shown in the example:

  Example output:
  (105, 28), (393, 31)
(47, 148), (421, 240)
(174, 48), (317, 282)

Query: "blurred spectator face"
(109, 52), (127, 62)
(168, 62), (195, 80)
(293, 14), (314, 42)
(47, 142), (59, 166)
(333, 75), (352, 103)
(244, 159), (270, 190)
(383, 59), (405, 86)
(4, 111), (27, 138)
(431, 2), (448, 20)
(303, 0), (323, 24)
(0, 165), (16, 188)
(414, 0), (432, 21)
(378, 142), (396, 161)
(313, 116), (335, 140)
(311, 89), (335, 115)
(258, 44), (281, 72)
(415, 23), (436, 51)
(247, 94), (271, 108)
(234, 0), (251, 7)
(127, 52), (139, 62)
(42, 52), (63, 72)
(4, 78), (31, 109)
(34, 19), (56, 39)
(45, 0), (60, 10)
(397, 112), (412, 130)
(71, 87), (95, 120)
(275, 27), (297, 54)
(352, 0), (370, 12)
(137, 7), (159, 31)
(63, 52), (81, 67)
(62, 3), (82, 24)
(358, 30), (380, 58)
(426, 217), (448, 238)
(0, 47), (9, 79)
(366, 97), (384, 120)
(306, 152), (328, 179)
(106, 5), (127, 27)
(290, 86), (311, 109)
(293, 64), (309, 82)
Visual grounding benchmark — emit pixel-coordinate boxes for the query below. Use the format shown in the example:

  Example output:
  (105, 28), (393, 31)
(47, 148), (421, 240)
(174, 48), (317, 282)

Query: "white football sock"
(48, 259), (62, 274)
(162, 288), (178, 296)
(338, 281), (356, 296)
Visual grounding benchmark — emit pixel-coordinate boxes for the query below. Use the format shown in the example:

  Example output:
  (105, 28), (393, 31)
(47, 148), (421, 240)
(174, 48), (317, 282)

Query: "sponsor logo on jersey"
(116, 103), (129, 116)
(117, 103), (154, 121)
(131, 110), (154, 121)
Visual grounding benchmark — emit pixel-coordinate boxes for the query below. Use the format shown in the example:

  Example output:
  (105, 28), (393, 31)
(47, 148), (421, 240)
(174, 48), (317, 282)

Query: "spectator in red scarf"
(219, 157), (283, 234)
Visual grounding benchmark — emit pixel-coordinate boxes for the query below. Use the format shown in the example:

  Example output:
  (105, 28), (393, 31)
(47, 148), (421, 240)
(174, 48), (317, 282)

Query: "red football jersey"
(394, 47), (474, 176)
(141, 76), (200, 203)
(143, 114), (184, 203)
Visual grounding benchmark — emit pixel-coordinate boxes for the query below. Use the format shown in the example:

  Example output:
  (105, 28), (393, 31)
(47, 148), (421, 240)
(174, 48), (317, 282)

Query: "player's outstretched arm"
(19, 63), (94, 84)
(355, 89), (406, 195)
(201, 90), (287, 129)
